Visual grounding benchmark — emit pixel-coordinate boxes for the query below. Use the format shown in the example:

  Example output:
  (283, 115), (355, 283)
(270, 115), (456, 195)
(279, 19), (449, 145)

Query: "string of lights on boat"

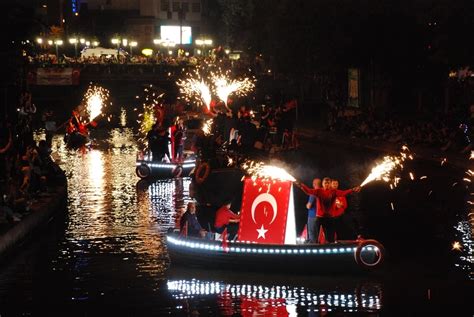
(167, 279), (382, 312)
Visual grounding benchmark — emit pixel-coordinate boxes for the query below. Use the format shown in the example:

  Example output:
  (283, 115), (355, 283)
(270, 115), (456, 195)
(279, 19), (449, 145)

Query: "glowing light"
(360, 146), (413, 187)
(120, 107), (126, 127)
(452, 241), (462, 251)
(202, 118), (213, 136)
(82, 85), (110, 121)
(241, 160), (296, 182)
(211, 72), (255, 106)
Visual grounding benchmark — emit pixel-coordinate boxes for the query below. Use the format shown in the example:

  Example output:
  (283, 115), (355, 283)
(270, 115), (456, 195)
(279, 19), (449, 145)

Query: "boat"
(167, 176), (386, 272)
(135, 151), (196, 179)
(64, 131), (89, 148)
(166, 232), (384, 272)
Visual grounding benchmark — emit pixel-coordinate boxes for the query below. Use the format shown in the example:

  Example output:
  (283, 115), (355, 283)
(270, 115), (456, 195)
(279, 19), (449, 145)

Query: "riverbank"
(0, 178), (67, 262)
(297, 127), (472, 171)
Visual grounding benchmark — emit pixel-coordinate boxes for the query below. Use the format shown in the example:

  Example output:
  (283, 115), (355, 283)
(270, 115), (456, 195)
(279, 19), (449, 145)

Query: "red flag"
(299, 224), (308, 240)
(237, 178), (292, 244)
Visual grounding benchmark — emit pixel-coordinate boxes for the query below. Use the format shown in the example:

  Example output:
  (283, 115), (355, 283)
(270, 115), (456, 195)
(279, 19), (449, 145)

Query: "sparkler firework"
(241, 160), (296, 182)
(360, 145), (413, 187)
(177, 63), (255, 111)
(83, 85), (110, 121)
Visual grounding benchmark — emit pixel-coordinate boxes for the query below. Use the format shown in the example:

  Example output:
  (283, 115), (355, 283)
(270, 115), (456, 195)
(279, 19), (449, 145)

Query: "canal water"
(0, 127), (472, 316)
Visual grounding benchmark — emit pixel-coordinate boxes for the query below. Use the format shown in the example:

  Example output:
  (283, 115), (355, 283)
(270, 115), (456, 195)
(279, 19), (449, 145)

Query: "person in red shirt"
(214, 200), (240, 239)
(295, 177), (360, 243)
(330, 179), (348, 242)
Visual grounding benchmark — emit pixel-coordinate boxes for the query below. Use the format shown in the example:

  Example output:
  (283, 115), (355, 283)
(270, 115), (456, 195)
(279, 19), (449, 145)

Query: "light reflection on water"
(24, 127), (472, 313)
(167, 276), (382, 315)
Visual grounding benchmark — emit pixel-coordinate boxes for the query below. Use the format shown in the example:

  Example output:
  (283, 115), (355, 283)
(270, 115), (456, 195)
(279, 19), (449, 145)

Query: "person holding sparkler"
(294, 178), (361, 243)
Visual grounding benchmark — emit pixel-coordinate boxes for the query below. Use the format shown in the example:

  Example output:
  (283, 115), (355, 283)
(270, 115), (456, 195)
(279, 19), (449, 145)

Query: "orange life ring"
(195, 162), (210, 184)
(354, 239), (385, 269)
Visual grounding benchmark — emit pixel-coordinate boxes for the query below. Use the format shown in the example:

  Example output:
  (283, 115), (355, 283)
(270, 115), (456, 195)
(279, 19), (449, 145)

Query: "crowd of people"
(0, 92), (64, 227)
(328, 109), (473, 154)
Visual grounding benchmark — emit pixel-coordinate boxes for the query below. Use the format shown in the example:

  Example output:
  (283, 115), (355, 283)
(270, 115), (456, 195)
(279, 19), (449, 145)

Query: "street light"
(53, 39), (63, 59)
(36, 38), (43, 44)
(111, 38), (120, 57)
(69, 38), (78, 57)
(195, 38), (213, 56)
(92, 41), (99, 47)
(80, 38), (85, 44)
(129, 41), (137, 55)
(122, 39), (128, 47)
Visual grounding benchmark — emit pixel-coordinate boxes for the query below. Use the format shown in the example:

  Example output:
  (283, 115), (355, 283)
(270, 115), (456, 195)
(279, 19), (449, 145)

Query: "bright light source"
(142, 48), (153, 56)
(36, 38), (43, 44)
(47, 40), (53, 45)
(80, 38), (85, 44)
(122, 39), (128, 46)
(92, 41), (99, 47)
(195, 39), (203, 45)
(185, 52), (189, 56)
(153, 39), (162, 44)
(168, 50), (173, 55)
(85, 41), (90, 46)
(111, 38), (119, 45)
(69, 38), (77, 44)
(130, 41), (137, 47)
(204, 39), (212, 45)
(74, 12), (79, 16)
(54, 40), (63, 45)
(197, 49), (201, 55)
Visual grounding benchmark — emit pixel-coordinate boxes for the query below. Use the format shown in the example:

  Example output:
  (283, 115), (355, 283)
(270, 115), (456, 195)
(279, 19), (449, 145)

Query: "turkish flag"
(237, 177), (292, 244)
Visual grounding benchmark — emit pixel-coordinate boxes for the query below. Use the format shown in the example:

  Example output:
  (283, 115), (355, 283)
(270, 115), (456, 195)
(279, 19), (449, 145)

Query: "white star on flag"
(256, 224), (268, 239)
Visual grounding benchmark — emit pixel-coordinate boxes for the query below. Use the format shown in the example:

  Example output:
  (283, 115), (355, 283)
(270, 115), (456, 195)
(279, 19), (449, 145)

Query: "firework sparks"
(452, 241), (462, 251)
(212, 73), (255, 106)
(202, 118), (213, 136)
(177, 77), (212, 110)
(83, 85), (110, 121)
(360, 146), (413, 187)
(241, 160), (296, 182)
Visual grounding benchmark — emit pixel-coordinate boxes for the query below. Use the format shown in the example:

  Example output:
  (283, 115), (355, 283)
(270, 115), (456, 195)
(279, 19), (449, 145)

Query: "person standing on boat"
(294, 177), (360, 243)
(214, 200), (240, 240)
(305, 178), (321, 243)
(146, 123), (161, 161)
(173, 119), (186, 162)
(330, 179), (348, 242)
(180, 201), (207, 238)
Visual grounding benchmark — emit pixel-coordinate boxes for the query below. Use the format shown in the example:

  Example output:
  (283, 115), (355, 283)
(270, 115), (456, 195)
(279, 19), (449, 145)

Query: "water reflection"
(167, 271), (382, 315)
(51, 128), (189, 282)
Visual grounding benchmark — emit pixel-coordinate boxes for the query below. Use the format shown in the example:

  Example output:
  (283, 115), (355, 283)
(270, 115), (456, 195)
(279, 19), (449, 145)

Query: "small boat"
(135, 151), (196, 179)
(167, 176), (385, 272)
(166, 232), (384, 272)
(64, 131), (89, 148)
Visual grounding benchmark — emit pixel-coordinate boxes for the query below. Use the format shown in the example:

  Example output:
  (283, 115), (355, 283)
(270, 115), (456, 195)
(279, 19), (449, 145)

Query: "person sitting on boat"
(214, 200), (240, 240)
(146, 123), (161, 161)
(294, 177), (360, 243)
(180, 201), (207, 238)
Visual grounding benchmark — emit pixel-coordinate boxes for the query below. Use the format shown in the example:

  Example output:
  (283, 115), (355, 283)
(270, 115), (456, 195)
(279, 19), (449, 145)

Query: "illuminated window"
(161, 0), (169, 11)
(192, 2), (200, 12)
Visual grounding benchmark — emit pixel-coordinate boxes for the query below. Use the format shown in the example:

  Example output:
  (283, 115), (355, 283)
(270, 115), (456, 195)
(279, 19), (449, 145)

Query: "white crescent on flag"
(251, 193), (278, 224)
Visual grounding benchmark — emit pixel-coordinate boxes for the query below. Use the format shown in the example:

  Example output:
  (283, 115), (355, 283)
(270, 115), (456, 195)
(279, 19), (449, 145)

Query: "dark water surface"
(0, 128), (472, 316)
